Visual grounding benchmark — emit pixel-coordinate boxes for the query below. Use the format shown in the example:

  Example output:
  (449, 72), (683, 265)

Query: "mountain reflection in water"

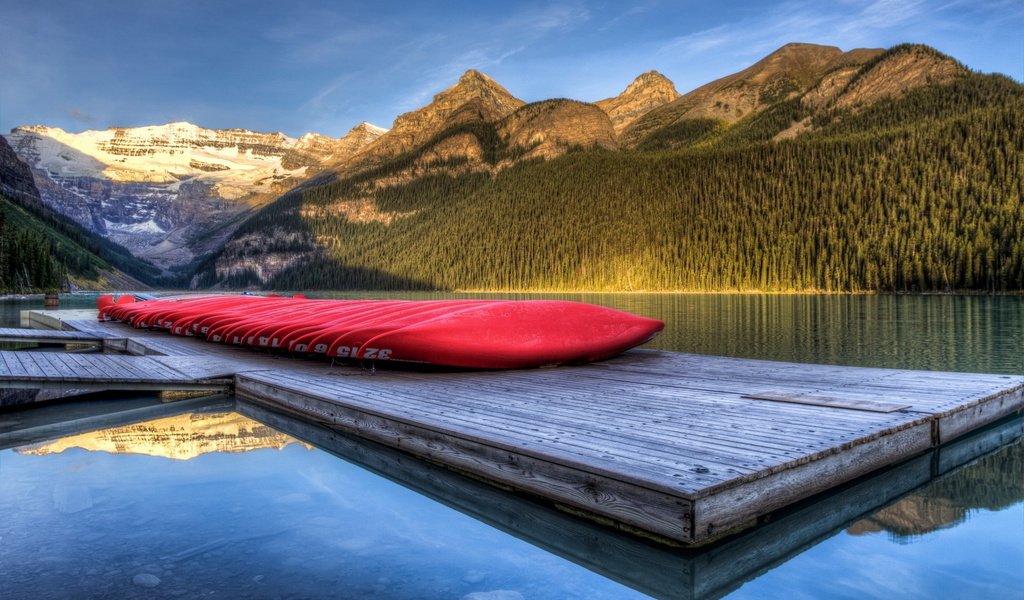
(17, 412), (310, 460)
(847, 439), (1023, 541)
(1, 402), (1021, 600)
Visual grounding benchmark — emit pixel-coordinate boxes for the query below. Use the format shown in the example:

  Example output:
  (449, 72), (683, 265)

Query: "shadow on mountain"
(191, 173), (442, 291)
(266, 254), (439, 291)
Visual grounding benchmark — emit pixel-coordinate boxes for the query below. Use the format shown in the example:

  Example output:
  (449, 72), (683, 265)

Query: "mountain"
(595, 70), (681, 133)
(621, 43), (886, 147)
(0, 133), (40, 203)
(197, 43), (1023, 293)
(350, 69), (524, 169)
(1, 136), (151, 292)
(4, 121), (385, 272)
(499, 99), (618, 159)
(199, 69), (627, 286)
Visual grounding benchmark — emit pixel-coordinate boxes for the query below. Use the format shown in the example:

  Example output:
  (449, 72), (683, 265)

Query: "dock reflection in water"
(0, 397), (1021, 600)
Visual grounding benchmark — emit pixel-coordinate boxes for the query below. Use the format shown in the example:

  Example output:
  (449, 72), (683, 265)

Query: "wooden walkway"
(0, 327), (121, 346)
(234, 353), (1022, 542)
(0, 351), (231, 392)
(4, 308), (1022, 546)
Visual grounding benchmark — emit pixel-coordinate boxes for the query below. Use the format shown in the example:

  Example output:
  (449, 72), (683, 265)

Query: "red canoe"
(99, 295), (664, 369)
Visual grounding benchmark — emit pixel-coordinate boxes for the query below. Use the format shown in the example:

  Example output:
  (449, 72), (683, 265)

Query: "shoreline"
(4, 290), (1022, 300)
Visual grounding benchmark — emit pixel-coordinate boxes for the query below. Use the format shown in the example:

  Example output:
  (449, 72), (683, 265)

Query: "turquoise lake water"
(0, 293), (1021, 599)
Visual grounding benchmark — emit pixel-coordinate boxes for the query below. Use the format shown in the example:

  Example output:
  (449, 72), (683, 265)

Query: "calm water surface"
(0, 293), (1021, 599)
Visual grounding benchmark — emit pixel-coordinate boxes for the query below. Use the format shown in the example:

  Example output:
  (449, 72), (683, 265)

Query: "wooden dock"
(2, 388), (1017, 600)
(3, 308), (1022, 546)
(238, 401), (1023, 600)
(0, 351), (232, 392)
(0, 327), (122, 347)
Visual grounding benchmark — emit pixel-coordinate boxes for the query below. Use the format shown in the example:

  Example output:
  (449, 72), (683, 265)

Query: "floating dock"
(3, 386), (1019, 600)
(2, 308), (1022, 546)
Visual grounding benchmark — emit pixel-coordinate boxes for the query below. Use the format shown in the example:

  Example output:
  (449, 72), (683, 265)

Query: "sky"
(1, 0), (1021, 139)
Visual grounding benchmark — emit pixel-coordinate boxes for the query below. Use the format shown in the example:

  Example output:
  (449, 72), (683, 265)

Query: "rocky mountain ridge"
(347, 69), (525, 169)
(0, 135), (40, 204)
(4, 120), (386, 271)
(596, 70), (681, 133)
(621, 43), (885, 146)
(1, 135), (152, 290)
(199, 42), (1012, 291)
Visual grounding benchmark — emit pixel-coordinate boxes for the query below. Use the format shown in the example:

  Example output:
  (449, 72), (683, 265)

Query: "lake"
(1, 293), (1021, 599)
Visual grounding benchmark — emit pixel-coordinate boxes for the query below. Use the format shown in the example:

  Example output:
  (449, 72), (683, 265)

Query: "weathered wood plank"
(691, 421), (935, 539)
(936, 384), (1024, 444)
(273, 369), (898, 455)
(34, 352), (71, 381)
(0, 350), (229, 392)
(19, 352), (49, 378)
(0, 327), (113, 344)
(265, 372), (842, 477)
(1, 352), (29, 378)
(742, 392), (912, 413)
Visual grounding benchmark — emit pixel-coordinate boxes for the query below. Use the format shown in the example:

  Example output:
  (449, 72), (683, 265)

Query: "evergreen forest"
(0, 195), (68, 292)
(207, 68), (1023, 293)
(0, 191), (162, 293)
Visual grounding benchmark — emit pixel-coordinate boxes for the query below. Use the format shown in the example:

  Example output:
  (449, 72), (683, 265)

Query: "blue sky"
(1, 0), (1021, 138)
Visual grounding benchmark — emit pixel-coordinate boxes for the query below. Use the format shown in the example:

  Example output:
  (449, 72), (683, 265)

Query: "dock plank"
(0, 350), (230, 393)
(0, 327), (113, 344)
(742, 392), (911, 413)
(20, 352), (49, 378)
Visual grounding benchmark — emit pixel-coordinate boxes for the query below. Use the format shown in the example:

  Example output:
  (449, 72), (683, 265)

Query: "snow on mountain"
(4, 121), (386, 271)
(13, 122), (307, 195)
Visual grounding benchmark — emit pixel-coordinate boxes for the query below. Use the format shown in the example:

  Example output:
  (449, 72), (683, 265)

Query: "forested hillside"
(0, 141), (158, 293)
(198, 46), (1024, 292)
(0, 195), (66, 292)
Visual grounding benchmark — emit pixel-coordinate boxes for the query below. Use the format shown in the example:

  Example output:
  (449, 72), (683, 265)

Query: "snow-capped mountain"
(4, 121), (386, 270)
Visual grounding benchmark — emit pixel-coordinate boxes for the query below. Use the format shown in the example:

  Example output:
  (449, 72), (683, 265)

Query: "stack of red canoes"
(98, 295), (664, 369)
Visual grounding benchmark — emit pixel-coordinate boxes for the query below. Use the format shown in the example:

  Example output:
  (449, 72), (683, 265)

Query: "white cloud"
(300, 74), (356, 115)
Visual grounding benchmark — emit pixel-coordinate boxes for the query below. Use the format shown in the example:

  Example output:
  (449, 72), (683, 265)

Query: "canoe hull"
(100, 296), (664, 369)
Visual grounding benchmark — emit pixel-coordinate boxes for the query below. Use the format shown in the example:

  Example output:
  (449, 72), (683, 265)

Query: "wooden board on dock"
(0, 327), (120, 345)
(0, 350), (231, 392)
(12, 308), (1024, 546)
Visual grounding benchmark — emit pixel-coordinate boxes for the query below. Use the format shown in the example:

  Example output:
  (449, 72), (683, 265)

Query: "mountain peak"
(459, 69), (492, 83)
(622, 70), (679, 96)
(771, 42), (842, 55)
(443, 69), (519, 103)
(5, 120), (348, 271)
(351, 121), (388, 136)
(596, 70), (681, 133)
(353, 70), (524, 166)
(829, 43), (967, 111)
(620, 43), (887, 146)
